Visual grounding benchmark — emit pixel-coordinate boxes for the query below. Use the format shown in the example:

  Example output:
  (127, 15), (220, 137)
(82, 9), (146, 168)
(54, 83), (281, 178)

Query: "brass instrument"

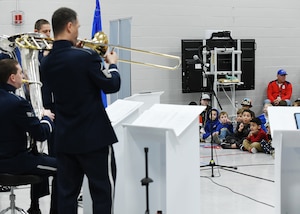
(0, 32), (46, 153)
(0, 35), (15, 58)
(14, 31), (181, 70)
(19, 38), (46, 153)
(22, 79), (43, 86)
(15, 32), (52, 51)
(80, 32), (181, 70)
(18, 46), (44, 119)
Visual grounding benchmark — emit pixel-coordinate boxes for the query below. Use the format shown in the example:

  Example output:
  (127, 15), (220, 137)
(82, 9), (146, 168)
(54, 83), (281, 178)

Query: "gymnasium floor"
(0, 144), (274, 214)
(200, 143), (275, 214)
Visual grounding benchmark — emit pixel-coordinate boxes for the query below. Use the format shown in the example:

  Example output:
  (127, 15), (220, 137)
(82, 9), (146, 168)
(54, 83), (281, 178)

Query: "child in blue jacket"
(202, 108), (220, 141)
(213, 111), (233, 144)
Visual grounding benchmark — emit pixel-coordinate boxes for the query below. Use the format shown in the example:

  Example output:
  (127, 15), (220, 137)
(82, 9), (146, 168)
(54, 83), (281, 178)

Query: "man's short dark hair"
(34, 19), (50, 31)
(52, 7), (77, 36)
(250, 117), (262, 126)
(0, 59), (19, 83)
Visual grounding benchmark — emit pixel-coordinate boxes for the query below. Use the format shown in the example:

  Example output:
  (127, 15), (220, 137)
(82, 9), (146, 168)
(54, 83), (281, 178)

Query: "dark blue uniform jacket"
(0, 83), (54, 159)
(40, 40), (120, 154)
(0, 82), (55, 199)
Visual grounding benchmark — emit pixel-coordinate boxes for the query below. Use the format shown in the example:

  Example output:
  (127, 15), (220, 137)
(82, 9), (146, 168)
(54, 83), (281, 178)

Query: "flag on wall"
(92, 0), (107, 107)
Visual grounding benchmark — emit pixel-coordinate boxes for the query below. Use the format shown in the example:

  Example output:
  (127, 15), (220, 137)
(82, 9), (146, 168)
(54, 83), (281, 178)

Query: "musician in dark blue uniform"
(41, 7), (121, 214)
(0, 59), (57, 213)
(34, 18), (59, 214)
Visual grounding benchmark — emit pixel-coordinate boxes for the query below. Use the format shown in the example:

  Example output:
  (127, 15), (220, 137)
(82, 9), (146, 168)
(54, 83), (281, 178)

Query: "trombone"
(14, 32), (181, 70)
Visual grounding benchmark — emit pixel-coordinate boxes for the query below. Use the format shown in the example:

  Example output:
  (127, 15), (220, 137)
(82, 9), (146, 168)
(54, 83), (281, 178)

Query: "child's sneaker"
(251, 147), (257, 153)
(240, 145), (246, 151)
(213, 135), (221, 144)
(270, 150), (275, 159)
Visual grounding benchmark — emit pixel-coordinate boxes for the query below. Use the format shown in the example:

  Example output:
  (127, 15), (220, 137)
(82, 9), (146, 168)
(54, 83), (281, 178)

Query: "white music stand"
(122, 104), (205, 214)
(83, 99), (143, 214)
(268, 106), (300, 214)
(124, 91), (164, 113)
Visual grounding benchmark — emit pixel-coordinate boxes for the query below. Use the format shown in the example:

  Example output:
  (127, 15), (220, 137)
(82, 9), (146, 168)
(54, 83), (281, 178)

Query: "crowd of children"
(196, 94), (279, 155)
(192, 69), (300, 156)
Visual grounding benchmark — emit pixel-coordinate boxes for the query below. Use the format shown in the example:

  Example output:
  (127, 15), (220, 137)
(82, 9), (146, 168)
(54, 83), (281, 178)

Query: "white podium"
(268, 106), (300, 214)
(124, 91), (164, 113)
(122, 104), (205, 214)
(83, 99), (143, 214)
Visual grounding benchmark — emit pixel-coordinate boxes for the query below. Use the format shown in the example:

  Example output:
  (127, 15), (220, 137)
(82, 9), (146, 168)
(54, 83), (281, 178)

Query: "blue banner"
(92, 0), (107, 107)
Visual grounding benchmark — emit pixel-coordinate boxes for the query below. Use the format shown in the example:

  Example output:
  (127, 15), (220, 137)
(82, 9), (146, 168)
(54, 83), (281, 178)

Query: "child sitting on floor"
(221, 109), (255, 149)
(242, 117), (268, 153)
(213, 111), (233, 144)
(258, 103), (272, 133)
(202, 108), (220, 142)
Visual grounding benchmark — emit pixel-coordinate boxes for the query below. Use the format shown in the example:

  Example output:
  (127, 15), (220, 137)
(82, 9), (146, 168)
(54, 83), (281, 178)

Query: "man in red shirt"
(265, 69), (292, 106)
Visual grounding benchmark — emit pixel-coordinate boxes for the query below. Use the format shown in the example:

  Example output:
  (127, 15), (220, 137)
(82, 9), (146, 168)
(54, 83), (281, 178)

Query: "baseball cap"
(277, 69), (287, 76)
(241, 98), (252, 107)
(201, 94), (211, 100)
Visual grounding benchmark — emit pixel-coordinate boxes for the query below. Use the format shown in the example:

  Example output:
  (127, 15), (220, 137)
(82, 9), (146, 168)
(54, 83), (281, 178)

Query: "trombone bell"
(80, 31), (181, 70)
(91, 32), (108, 55)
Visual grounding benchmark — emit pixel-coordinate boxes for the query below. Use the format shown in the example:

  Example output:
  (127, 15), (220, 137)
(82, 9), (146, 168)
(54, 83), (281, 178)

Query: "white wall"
(1, 0), (300, 116)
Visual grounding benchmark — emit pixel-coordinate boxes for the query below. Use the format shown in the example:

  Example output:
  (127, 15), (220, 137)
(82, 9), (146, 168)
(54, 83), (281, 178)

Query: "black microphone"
(193, 55), (209, 68)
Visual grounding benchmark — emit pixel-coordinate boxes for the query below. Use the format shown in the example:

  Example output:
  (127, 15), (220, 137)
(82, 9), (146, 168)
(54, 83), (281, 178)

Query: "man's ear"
(7, 73), (15, 85)
(66, 22), (73, 33)
(9, 73), (15, 82)
(258, 125), (261, 129)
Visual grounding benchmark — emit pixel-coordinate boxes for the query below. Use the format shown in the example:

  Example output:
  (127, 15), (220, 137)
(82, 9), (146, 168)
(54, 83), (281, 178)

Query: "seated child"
(233, 108), (244, 130)
(242, 117), (268, 153)
(293, 98), (300, 106)
(201, 108), (220, 142)
(258, 103), (272, 133)
(213, 111), (233, 144)
(236, 108), (243, 123)
(221, 109), (255, 149)
(241, 98), (252, 110)
(260, 122), (275, 156)
(199, 94), (212, 142)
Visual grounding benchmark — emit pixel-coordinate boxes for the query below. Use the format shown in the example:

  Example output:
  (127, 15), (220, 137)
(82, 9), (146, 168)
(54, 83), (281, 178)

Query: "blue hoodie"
(203, 108), (220, 139)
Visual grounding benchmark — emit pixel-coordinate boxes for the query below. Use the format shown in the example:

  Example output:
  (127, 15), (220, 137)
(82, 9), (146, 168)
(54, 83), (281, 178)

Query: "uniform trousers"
(56, 145), (116, 214)
(0, 151), (57, 200)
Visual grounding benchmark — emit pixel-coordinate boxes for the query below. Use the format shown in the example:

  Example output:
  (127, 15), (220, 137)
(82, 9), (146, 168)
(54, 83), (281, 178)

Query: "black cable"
(220, 167), (274, 183)
(200, 161), (274, 182)
(201, 142), (274, 180)
(201, 154), (274, 182)
(201, 175), (275, 208)
(234, 163), (274, 167)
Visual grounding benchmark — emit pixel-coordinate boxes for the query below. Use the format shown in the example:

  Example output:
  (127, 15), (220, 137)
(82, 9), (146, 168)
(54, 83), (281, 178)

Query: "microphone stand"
(196, 55), (237, 177)
(141, 147), (153, 214)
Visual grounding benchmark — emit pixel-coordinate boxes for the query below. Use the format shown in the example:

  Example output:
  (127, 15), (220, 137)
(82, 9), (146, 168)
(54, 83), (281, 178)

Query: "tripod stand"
(197, 54), (237, 177)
